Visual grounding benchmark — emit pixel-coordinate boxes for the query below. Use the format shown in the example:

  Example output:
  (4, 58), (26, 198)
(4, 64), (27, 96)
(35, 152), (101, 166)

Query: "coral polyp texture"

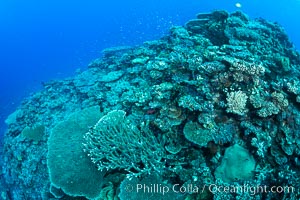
(83, 110), (167, 177)
(1, 10), (300, 200)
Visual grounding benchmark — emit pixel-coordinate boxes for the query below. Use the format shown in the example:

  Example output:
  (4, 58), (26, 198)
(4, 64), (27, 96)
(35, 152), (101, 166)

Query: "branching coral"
(226, 91), (248, 116)
(83, 110), (167, 177)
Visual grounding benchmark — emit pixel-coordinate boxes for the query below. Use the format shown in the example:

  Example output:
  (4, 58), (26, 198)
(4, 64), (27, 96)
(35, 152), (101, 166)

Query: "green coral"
(21, 124), (45, 141)
(274, 54), (290, 72)
(214, 144), (256, 182)
(183, 121), (213, 147)
(99, 70), (124, 82)
(178, 95), (203, 111)
(47, 106), (105, 199)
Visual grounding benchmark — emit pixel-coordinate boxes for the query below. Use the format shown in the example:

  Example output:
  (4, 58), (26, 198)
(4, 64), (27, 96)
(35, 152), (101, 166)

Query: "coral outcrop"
(2, 10), (300, 200)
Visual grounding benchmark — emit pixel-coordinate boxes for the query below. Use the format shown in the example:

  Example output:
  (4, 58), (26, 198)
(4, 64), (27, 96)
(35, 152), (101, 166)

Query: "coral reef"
(1, 10), (300, 200)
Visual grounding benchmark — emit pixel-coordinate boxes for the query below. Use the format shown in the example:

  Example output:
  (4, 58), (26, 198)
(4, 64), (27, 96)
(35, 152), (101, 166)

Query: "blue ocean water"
(0, 0), (299, 139)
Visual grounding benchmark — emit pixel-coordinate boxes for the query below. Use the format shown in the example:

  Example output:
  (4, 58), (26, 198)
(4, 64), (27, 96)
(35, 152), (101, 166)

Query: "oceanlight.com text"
(124, 183), (295, 196)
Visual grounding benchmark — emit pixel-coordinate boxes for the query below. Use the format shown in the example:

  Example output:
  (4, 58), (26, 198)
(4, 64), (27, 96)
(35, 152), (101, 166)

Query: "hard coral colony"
(2, 10), (300, 200)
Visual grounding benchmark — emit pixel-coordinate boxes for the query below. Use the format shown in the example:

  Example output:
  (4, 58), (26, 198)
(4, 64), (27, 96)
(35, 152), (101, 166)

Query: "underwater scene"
(1, 1), (300, 200)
